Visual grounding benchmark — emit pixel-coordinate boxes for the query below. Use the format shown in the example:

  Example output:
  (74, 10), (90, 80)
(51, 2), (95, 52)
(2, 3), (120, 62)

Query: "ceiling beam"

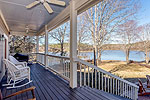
(0, 10), (9, 36)
(10, 31), (36, 36)
(37, 0), (102, 36)
(75, 0), (102, 14)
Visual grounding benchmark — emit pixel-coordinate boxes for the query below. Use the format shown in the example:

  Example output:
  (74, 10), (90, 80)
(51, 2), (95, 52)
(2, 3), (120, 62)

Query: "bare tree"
(49, 22), (69, 56)
(138, 23), (150, 64)
(77, 14), (90, 55)
(117, 20), (139, 64)
(9, 35), (36, 53)
(85, 0), (139, 65)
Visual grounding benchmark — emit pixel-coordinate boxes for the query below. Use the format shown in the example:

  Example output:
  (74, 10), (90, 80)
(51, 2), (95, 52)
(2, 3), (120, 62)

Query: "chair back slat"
(3, 59), (19, 78)
(9, 56), (19, 65)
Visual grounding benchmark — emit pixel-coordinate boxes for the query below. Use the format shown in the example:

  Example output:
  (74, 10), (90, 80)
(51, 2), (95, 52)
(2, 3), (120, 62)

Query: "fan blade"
(46, 0), (66, 6)
(26, 1), (40, 8)
(43, 2), (53, 13)
(25, 28), (29, 33)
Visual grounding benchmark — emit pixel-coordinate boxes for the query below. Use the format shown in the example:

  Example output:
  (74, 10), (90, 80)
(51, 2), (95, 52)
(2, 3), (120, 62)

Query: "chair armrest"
(21, 62), (27, 66)
(18, 66), (30, 70)
(15, 64), (24, 68)
(3, 86), (36, 99)
(16, 62), (27, 67)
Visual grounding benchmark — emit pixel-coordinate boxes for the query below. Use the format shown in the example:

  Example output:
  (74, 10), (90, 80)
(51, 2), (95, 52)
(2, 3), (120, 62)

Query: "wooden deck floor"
(1, 63), (131, 100)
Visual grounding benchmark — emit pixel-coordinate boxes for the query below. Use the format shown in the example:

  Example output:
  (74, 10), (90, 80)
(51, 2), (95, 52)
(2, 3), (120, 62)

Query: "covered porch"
(0, 0), (142, 100)
(1, 63), (129, 100)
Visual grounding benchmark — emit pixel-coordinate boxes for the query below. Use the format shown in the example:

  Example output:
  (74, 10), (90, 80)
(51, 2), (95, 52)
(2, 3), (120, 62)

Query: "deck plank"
(1, 63), (131, 100)
(32, 65), (74, 100)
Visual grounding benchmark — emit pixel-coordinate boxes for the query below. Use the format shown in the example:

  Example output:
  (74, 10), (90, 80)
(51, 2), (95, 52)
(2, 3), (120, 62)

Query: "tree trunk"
(145, 49), (149, 64)
(97, 49), (102, 65)
(60, 42), (64, 56)
(93, 48), (97, 66)
(126, 49), (130, 64)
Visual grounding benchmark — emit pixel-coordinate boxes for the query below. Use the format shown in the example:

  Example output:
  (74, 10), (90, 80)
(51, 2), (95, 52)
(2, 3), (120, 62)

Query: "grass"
(98, 60), (150, 83)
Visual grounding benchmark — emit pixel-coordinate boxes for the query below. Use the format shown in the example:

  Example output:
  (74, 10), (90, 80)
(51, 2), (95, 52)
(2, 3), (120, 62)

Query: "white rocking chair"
(9, 55), (27, 67)
(3, 59), (32, 89)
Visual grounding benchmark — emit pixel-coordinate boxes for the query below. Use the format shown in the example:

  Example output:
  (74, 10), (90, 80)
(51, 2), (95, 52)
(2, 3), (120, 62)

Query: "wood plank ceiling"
(0, 0), (70, 35)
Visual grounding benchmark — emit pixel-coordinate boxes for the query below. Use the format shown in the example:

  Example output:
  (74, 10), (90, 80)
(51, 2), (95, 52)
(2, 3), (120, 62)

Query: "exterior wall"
(0, 30), (5, 80)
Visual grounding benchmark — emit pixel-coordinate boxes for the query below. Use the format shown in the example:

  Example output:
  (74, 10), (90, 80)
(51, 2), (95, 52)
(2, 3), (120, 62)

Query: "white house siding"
(0, 30), (6, 80)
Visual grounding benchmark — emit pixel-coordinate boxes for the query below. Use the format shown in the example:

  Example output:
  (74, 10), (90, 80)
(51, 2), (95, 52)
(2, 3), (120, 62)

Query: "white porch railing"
(36, 53), (70, 81)
(75, 58), (138, 100)
(46, 54), (70, 81)
(31, 53), (138, 100)
(36, 53), (45, 65)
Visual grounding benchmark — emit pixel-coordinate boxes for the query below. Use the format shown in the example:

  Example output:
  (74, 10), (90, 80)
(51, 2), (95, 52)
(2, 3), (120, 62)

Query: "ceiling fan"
(26, 0), (66, 13)
(25, 26), (36, 34)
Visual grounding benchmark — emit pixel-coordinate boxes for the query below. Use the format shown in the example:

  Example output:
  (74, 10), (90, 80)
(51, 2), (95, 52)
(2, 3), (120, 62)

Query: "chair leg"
(2, 78), (12, 86)
(7, 81), (32, 89)
(7, 76), (10, 83)
(13, 80), (16, 88)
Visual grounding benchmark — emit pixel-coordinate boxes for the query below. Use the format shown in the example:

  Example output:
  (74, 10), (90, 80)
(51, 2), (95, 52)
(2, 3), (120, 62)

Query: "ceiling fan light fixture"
(40, 0), (45, 3)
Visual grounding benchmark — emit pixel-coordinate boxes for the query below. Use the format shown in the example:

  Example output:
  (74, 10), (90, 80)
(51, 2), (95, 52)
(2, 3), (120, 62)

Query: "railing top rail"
(74, 58), (139, 88)
(35, 53), (45, 55)
(35, 53), (70, 60)
(32, 53), (138, 88)
(46, 54), (70, 60)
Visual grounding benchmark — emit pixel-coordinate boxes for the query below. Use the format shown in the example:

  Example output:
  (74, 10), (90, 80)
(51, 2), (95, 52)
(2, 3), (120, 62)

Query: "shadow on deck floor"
(0, 63), (136, 100)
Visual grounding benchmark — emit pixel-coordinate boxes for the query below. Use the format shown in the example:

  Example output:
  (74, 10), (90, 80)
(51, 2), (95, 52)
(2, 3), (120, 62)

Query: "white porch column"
(36, 36), (39, 53)
(70, 0), (77, 88)
(45, 25), (48, 68)
(36, 36), (39, 62)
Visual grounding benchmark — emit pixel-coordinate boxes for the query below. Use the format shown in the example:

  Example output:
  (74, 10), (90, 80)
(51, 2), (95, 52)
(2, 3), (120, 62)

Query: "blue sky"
(138, 0), (150, 25)
(39, 0), (150, 45)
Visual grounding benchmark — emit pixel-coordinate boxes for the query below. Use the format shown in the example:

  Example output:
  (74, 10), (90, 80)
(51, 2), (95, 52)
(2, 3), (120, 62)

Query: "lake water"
(48, 50), (147, 61)
(79, 50), (146, 61)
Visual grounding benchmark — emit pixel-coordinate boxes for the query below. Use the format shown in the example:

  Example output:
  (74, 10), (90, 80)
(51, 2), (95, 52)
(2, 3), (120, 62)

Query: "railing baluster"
(92, 68), (93, 88)
(99, 71), (100, 90)
(67, 61), (69, 77)
(80, 63), (82, 86)
(88, 66), (90, 86)
(108, 75), (109, 93)
(95, 70), (97, 89)
(127, 84), (129, 98)
(105, 74), (106, 92)
(101, 73), (103, 91)
(113, 78), (114, 94)
(69, 61), (70, 78)
(123, 82), (124, 97)
(116, 79), (117, 95)
(84, 65), (86, 86)
(64, 60), (66, 76)
(131, 86), (133, 99)
(66, 61), (68, 77)
(125, 83), (127, 98)
(135, 87), (138, 100)
(118, 80), (119, 95)
(110, 77), (112, 94)
(65, 60), (67, 77)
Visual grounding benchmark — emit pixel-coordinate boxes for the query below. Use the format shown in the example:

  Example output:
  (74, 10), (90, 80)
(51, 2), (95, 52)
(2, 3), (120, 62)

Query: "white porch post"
(36, 36), (39, 53)
(36, 36), (39, 62)
(70, 0), (77, 88)
(45, 25), (48, 68)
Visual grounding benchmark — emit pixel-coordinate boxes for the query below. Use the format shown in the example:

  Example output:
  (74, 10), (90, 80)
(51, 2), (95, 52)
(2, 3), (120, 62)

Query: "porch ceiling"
(0, 0), (70, 35)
